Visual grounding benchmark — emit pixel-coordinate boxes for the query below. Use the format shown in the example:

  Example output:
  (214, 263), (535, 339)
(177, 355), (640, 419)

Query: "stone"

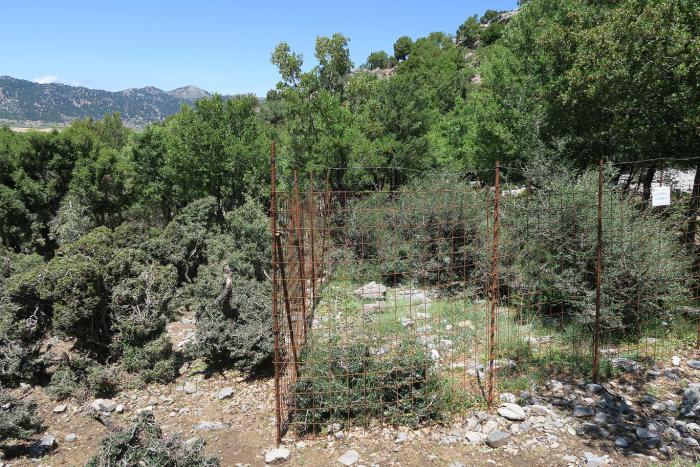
(583, 452), (609, 466)
(652, 402), (666, 413)
(64, 433), (77, 442)
(136, 406), (153, 414)
(635, 426), (659, 440)
(593, 412), (608, 425)
(689, 360), (700, 370)
(91, 399), (117, 412)
(614, 437), (629, 449)
(30, 435), (57, 457)
(464, 431), (487, 445)
(395, 432), (408, 444)
(337, 449), (360, 466)
(53, 404), (67, 414)
(610, 357), (642, 373)
(265, 447), (291, 464)
(683, 437), (700, 447)
(681, 383), (700, 418)
(184, 381), (197, 394)
(216, 387), (234, 400)
(430, 349), (440, 361)
(354, 281), (387, 299)
(486, 430), (510, 448)
(672, 356), (681, 366)
(194, 421), (227, 431)
(497, 403), (526, 421)
(362, 302), (385, 313)
(562, 455), (577, 463)
(585, 383), (603, 395)
(334, 430), (345, 440)
(530, 404), (548, 415)
(499, 392), (517, 403)
(115, 403), (124, 413)
(573, 406), (594, 418)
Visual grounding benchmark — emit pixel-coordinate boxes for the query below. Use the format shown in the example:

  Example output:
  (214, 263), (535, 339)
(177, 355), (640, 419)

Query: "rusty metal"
(592, 159), (603, 382)
(292, 174), (308, 338)
(309, 175), (317, 308)
(275, 233), (300, 378)
(487, 162), (500, 407)
(269, 141), (282, 445)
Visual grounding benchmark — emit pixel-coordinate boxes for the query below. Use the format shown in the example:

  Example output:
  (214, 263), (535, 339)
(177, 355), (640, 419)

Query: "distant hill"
(0, 76), (221, 128)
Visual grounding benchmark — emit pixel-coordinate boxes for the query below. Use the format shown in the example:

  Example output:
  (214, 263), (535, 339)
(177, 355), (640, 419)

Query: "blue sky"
(3, 0), (518, 96)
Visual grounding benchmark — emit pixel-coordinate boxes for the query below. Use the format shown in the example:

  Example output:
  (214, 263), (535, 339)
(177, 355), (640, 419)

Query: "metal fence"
(271, 154), (700, 443)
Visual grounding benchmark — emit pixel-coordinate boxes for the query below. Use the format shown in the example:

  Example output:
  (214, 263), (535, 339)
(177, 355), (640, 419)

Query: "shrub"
(0, 264), (51, 342)
(87, 413), (219, 467)
(0, 391), (43, 446)
(189, 277), (272, 372)
(47, 195), (95, 246)
(48, 355), (118, 400)
(0, 331), (43, 387)
(505, 170), (691, 336)
(291, 339), (445, 433)
(346, 174), (489, 287)
(121, 334), (177, 384)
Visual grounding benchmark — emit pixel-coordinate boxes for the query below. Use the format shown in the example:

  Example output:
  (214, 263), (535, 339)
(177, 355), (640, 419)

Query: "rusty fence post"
(487, 162), (501, 407)
(592, 159), (604, 382)
(270, 141), (282, 445)
(292, 174), (308, 339)
(309, 175), (317, 308)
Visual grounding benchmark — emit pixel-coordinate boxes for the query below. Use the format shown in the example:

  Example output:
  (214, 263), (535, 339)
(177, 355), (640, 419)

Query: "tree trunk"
(641, 165), (656, 203)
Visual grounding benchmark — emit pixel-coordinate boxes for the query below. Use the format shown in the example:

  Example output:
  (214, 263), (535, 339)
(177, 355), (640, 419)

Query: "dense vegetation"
(1, 0), (699, 452)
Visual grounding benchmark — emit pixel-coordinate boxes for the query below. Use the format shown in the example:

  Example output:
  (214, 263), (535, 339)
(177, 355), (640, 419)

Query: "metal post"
(270, 141), (282, 445)
(276, 233), (300, 378)
(592, 159), (604, 382)
(309, 175), (317, 308)
(292, 174), (308, 338)
(487, 162), (501, 407)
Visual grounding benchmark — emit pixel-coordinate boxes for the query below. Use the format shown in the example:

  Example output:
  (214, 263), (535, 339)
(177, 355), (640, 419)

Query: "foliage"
(48, 195), (95, 246)
(0, 391), (43, 446)
(505, 169), (691, 335)
(393, 36), (413, 61)
(456, 16), (480, 47)
(48, 355), (119, 400)
(292, 339), (446, 433)
(87, 413), (219, 467)
(364, 50), (396, 69)
(0, 331), (43, 387)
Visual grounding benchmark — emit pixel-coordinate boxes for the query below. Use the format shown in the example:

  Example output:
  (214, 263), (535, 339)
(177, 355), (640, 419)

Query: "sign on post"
(651, 186), (671, 207)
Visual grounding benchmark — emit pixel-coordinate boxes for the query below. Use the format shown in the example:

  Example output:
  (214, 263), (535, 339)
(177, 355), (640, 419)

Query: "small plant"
(0, 390), (43, 448)
(291, 339), (446, 433)
(87, 413), (219, 467)
(48, 355), (119, 400)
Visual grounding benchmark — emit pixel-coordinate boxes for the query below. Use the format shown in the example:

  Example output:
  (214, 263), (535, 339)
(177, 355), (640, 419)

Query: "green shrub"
(189, 277), (272, 372)
(121, 334), (177, 384)
(87, 413), (219, 467)
(505, 170), (691, 337)
(0, 331), (43, 387)
(0, 391), (43, 446)
(346, 174), (489, 287)
(48, 355), (118, 400)
(0, 264), (51, 342)
(291, 339), (446, 433)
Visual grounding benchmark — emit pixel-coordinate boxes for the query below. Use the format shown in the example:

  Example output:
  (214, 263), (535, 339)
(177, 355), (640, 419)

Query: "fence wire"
(271, 158), (700, 443)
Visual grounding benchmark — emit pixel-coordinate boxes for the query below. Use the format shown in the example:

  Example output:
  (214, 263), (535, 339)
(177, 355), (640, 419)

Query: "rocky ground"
(2, 309), (699, 466)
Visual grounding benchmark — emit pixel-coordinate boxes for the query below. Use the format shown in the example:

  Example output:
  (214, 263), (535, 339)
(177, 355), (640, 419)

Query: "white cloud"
(34, 75), (59, 84)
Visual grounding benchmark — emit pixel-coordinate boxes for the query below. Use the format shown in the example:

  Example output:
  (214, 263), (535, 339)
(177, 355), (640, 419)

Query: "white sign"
(652, 185), (671, 207)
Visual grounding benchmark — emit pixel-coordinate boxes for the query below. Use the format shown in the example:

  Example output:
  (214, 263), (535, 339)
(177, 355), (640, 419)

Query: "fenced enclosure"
(270, 155), (700, 443)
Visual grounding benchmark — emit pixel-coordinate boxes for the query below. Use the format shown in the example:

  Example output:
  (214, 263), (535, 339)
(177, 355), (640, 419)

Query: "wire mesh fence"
(271, 154), (700, 443)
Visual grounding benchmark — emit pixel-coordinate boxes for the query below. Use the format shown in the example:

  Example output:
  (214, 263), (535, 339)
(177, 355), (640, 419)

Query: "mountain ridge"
(0, 76), (223, 128)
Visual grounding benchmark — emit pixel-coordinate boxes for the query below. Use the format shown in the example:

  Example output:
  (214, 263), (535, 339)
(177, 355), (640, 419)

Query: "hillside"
(0, 76), (217, 128)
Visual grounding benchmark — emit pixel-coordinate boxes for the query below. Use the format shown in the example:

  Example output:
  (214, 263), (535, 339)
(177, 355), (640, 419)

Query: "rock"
(593, 412), (608, 425)
(265, 447), (291, 464)
(334, 430), (345, 440)
(635, 426), (659, 440)
(497, 403), (526, 421)
(610, 357), (642, 373)
(585, 383), (603, 395)
(683, 437), (700, 447)
(184, 381), (197, 394)
(115, 403), (124, 413)
(395, 432), (408, 444)
(672, 356), (681, 366)
(354, 282), (387, 299)
(486, 430), (510, 448)
(430, 349), (440, 361)
(652, 402), (666, 413)
(53, 404), (67, 414)
(573, 406), (595, 418)
(464, 431), (487, 445)
(681, 383), (700, 418)
(583, 452), (609, 466)
(666, 400), (678, 412)
(136, 406), (153, 414)
(499, 393), (516, 403)
(216, 387), (234, 400)
(30, 435), (57, 457)
(562, 455), (577, 463)
(64, 433), (77, 442)
(194, 421), (227, 431)
(91, 399), (117, 413)
(337, 449), (360, 466)
(689, 360), (700, 370)
(362, 302), (385, 313)
(530, 404), (548, 415)
(615, 437), (629, 448)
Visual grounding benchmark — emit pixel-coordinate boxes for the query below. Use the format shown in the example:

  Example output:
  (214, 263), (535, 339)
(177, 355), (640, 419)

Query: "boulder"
(354, 282), (387, 299)
(265, 447), (291, 464)
(497, 403), (526, 421)
(681, 383), (700, 418)
(486, 430), (510, 448)
(91, 399), (117, 413)
(337, 449), (360, 466)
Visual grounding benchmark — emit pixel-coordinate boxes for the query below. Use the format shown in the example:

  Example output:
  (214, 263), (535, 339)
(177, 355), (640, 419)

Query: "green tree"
(456, 15), (481, 47)
(364, 50), (395, 69)
(315, 33), (353, 94)
(393, 36), (413, 61)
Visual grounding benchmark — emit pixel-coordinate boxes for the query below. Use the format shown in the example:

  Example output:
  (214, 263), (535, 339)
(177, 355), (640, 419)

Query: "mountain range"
(0, 76), (223, 128)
